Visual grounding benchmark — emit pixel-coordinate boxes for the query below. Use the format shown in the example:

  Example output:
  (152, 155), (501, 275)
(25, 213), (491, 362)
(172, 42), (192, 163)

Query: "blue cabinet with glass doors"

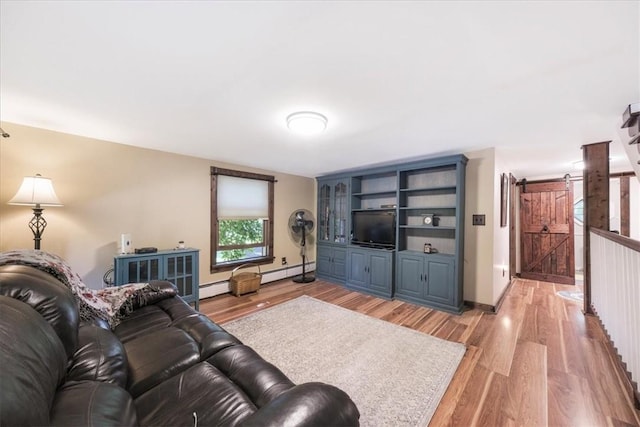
(316, 177), (349, 283)
(114, 248), (199, 310)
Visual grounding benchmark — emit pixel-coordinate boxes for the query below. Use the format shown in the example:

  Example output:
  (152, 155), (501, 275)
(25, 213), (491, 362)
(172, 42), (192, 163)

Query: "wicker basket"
(229, 264), (262, 296)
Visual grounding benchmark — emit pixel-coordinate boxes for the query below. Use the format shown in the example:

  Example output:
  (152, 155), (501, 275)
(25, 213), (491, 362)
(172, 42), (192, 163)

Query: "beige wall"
(463, 148), (496, 305)
(1, 122), (514, 307)
(462, 147), (511, 306)
(0, 122), (315, 290)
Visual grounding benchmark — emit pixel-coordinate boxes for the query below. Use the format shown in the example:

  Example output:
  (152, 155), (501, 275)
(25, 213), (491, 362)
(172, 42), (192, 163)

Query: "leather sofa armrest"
(239, 382), (360, 427)
(50, 381), (137, 427)
(145, 280), (178, 302)
(99, 280), (178, 314)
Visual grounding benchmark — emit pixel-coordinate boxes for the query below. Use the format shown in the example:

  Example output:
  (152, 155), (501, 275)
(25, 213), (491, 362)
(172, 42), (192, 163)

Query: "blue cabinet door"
(368, 251), (392, 295)
(316, 245), (333, 277)
(396, 253), (423, 299)
(165, 253), (196, 301)
(332, 247), (347, 280)
(347, 247), (393, 298)
(118, 256), (161, 284)
(317, 178), (349, 244)
(425, 256), (455, 305)
(347, 249), (368, 288)
(316, 244), (347, 282)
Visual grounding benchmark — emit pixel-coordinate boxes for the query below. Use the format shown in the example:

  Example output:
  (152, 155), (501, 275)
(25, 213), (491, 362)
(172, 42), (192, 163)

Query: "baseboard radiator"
(199, 261), (316, 300)
(590, 229), (640, 408)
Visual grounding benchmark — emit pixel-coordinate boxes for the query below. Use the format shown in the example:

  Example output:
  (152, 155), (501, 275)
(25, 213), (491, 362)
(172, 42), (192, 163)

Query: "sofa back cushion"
(67, 324), (129, 388)
(0, 296), (67, 425)
(0, 264), (79, 357)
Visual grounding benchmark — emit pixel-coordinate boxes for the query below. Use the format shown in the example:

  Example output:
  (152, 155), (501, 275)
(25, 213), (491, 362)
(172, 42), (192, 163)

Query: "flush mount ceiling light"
(286, 112), (327, 135)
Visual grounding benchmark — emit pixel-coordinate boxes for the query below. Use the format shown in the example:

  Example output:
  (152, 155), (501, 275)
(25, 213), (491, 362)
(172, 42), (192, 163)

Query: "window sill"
(210, 256), (275, 274)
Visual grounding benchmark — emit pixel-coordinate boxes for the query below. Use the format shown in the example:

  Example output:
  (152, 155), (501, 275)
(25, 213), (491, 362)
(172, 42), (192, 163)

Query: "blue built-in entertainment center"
(316, 154), (467, 314)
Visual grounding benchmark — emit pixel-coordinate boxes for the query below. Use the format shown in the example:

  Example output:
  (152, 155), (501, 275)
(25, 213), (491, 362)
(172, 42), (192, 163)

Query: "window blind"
(217, 175), (269, 219)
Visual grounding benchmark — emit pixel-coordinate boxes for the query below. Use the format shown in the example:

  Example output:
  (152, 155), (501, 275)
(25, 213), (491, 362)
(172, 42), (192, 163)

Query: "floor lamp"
(9, 174), (63, 250)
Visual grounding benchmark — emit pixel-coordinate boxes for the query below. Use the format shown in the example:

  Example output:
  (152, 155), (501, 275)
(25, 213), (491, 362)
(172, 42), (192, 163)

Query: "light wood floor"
(200, 277), (640, 426)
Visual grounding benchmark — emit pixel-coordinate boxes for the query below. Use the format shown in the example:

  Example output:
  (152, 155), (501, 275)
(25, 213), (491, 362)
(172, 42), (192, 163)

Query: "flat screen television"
(351, 210), (396, 249)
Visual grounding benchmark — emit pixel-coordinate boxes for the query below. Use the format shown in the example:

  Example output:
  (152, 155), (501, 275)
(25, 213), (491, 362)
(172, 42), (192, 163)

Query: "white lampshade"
(286, 112), (327, 135)
(9, 175), (63, 207)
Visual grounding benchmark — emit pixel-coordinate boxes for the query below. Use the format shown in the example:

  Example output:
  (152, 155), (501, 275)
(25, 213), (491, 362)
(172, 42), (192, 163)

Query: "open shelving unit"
(397, 165), (460, 256)
(351, 171), (398, 211)
(316, 154), (467, 313)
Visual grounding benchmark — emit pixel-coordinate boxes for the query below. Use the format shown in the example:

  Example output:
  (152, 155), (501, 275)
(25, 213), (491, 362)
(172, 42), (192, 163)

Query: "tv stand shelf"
(352, 190), (397, 197)
(352, 208), (396, 212)
(399, 225), (456, 230)
(316, 154), (467, 313)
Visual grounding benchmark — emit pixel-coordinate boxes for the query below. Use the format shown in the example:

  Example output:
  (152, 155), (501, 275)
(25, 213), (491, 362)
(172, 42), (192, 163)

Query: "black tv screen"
(352, 211), (396, 248)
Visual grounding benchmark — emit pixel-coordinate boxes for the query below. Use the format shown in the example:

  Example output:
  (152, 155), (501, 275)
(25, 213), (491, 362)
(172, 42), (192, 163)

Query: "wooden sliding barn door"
(520, 180), (575, 285)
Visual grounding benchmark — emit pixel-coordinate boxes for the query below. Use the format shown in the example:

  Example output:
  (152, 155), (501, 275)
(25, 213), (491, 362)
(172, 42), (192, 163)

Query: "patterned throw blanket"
(0, 249), (175, 328)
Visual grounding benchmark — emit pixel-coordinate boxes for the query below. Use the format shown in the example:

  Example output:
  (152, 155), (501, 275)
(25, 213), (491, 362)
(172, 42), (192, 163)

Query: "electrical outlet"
(472, 214), (486, 226)
(281, 257), (287, 265)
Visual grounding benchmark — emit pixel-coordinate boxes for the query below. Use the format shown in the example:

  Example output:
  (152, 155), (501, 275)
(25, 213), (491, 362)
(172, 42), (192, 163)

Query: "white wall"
(492, 149), (512, 304)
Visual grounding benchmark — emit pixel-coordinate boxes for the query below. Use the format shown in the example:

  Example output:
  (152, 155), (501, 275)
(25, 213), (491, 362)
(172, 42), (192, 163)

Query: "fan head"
(288, 209), (315, 246)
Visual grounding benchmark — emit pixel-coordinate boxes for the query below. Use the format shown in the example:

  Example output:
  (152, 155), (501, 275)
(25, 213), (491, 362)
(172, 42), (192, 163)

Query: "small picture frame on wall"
(500, 173), (508, 227)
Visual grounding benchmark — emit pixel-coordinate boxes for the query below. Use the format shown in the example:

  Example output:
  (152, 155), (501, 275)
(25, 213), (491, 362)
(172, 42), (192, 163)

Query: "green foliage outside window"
(218, 219), (264, 262)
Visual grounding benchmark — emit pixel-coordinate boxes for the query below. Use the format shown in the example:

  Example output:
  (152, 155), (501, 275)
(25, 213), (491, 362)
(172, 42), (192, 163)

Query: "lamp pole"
(28, 205), (47, 250)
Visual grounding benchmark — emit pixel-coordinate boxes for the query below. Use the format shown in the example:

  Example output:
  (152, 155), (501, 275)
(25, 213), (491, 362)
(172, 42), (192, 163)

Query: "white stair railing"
(590, 229), (640, 406)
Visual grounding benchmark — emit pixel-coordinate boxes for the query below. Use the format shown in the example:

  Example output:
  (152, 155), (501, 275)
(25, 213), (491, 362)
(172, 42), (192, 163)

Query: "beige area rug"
(222, 296), (466, 426)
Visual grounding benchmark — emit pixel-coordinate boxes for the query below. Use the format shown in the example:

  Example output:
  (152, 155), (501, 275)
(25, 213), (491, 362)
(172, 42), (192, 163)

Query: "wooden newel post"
(582, 141), (610, 315)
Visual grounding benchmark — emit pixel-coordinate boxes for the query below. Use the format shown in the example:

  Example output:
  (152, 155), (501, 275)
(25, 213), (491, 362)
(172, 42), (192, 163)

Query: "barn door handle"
(541, 224), (549, 233)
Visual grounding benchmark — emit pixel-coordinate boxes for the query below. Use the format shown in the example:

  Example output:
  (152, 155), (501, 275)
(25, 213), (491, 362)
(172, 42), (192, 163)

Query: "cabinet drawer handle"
(420, 273), (423, 282)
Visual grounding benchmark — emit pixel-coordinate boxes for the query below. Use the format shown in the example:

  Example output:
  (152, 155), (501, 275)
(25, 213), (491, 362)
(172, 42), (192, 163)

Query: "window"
(574, 199), (584, 224)
(211, 167), (275, 272)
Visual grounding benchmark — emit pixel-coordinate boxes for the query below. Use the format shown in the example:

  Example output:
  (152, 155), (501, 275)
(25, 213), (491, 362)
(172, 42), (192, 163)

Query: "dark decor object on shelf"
(423, 213), (439, 227)
(134, 247), (158, 254)
(500, 173), (508, 228)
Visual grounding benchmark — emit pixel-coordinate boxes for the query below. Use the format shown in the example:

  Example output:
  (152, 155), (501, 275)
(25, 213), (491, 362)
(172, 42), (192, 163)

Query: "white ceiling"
(1, 1), (638, 179)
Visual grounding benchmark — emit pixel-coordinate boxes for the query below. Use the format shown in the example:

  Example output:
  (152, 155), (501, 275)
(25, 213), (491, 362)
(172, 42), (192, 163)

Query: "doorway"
(519, 179), (575, 285)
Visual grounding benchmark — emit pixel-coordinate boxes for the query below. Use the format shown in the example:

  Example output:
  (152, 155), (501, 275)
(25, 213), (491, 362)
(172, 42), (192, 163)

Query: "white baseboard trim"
(198, 262), (316, 300)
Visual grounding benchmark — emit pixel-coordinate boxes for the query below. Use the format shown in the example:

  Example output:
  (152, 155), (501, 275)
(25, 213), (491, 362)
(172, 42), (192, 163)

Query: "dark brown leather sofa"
(0, 264), (359, 426)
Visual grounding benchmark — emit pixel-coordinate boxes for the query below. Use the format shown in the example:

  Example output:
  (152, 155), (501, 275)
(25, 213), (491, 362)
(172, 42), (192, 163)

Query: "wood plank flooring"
(200, 278), (640, 426)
